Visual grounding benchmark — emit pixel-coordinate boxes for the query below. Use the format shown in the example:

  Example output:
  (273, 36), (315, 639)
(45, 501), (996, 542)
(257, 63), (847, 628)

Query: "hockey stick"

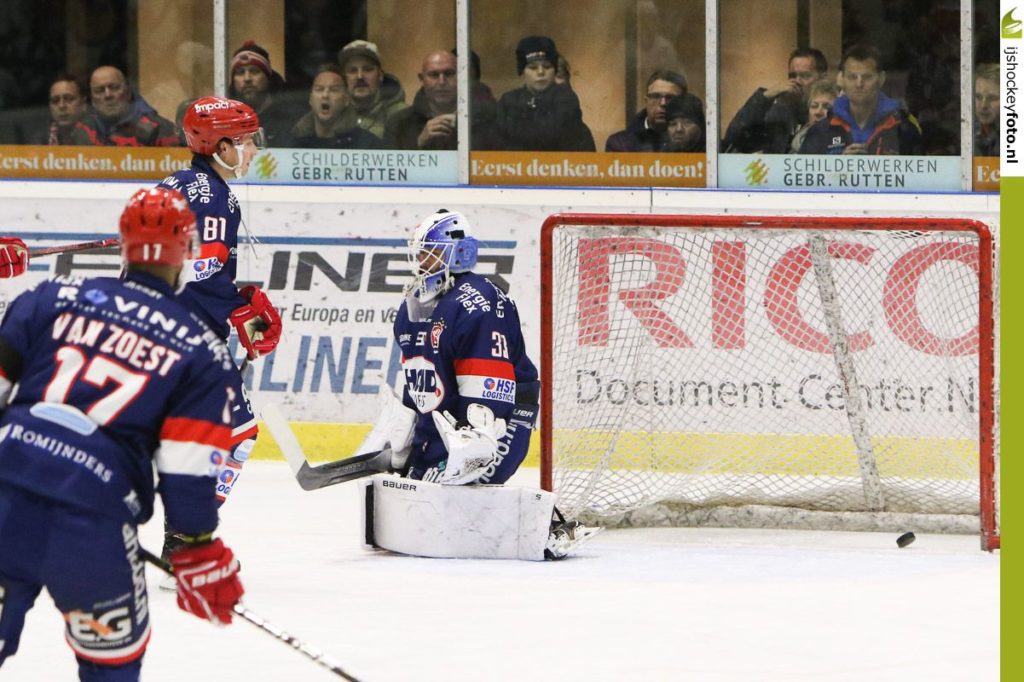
(28, 237), (119, 258)
(261, 403), (391, 491)
(141, 548), (363, 681)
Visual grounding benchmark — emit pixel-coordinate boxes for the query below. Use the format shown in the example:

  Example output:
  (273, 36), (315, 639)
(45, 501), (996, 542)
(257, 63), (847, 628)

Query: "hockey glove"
(356, 386), (417, 472)
(432, 403), (507, 485)
(230, 285), (283, 360)
(0, 237), (28, 278)
(170, 538), (244, 625)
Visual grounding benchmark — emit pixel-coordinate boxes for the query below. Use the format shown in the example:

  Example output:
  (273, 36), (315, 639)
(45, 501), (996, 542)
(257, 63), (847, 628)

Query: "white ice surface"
(5, 462), (998, 682)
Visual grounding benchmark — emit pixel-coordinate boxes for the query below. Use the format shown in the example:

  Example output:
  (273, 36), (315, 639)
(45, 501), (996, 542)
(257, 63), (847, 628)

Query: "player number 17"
(44, 347), (148, 425)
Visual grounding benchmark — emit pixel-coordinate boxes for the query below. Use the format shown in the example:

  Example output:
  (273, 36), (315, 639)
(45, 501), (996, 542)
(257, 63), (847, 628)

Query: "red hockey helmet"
(119, 188), (197, 267)
(181, 96), (264, 155)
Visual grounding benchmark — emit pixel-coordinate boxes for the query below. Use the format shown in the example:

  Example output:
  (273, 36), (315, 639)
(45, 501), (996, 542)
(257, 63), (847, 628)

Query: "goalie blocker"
(361, 474), (601, 561)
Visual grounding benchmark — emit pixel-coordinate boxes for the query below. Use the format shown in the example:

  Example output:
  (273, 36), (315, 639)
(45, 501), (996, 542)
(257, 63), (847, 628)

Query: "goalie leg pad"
(361, 474), (557, 560)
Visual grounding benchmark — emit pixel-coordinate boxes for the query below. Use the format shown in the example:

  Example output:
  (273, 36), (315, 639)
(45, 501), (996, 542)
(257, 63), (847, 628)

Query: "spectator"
(800, 45), (923, 155)
(335, 40), (408, 140)
(974, 63), (999, 157)
(664, 93), (705, 152)
(385, 50), (497, 150)
(228, 41), (306, 147)
(286, 64), (384, 149)
(20, 74), (87, 145)
(605, 70), (688, 152)
(494, 36), (595, 152)
(70, 66), (177, 146)
(722, 47), (828, 153)
(788, 79), (839, 153)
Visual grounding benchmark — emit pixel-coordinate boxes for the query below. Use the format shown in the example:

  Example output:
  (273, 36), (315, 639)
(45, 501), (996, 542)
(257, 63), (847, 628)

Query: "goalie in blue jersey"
(385, 209), (540, 485)
(357, 210), (600, 560)
(0, 188), (245, 680)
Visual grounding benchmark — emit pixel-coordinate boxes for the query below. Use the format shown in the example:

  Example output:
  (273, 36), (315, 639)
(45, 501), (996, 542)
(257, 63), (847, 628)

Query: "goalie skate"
(544, 510), (602, 560)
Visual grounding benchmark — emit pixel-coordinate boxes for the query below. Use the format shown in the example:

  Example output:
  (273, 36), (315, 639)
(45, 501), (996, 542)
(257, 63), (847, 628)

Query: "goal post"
(540, 214), (998, 551)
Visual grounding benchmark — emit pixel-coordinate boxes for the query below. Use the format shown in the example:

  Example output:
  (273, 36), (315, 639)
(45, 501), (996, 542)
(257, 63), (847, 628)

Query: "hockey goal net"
(540, 214), (998, 550)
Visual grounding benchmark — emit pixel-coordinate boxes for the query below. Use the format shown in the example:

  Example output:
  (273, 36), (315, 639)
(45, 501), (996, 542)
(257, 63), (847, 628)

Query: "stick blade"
(261, 403), (391, 490)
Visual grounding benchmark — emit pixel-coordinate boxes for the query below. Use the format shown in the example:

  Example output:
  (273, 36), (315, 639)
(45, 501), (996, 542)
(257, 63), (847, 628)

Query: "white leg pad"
(361, 474), (556, 561)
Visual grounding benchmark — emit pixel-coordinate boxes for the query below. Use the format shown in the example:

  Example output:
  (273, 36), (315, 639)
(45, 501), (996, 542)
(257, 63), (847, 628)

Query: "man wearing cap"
(228, 41), (306, 147)
(494, 36), (594, 151)
(335, 40), (408, 141)
(605, 69), (688, 152)
(71, 65), (177, 146)
(664, 93), (706, 152)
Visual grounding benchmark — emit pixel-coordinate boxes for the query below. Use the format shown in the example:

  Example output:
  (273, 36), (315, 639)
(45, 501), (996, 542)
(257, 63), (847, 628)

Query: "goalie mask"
(407, 209), (479, 303)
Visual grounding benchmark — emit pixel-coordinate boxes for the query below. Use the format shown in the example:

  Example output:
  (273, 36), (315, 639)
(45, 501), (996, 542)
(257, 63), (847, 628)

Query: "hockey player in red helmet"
(0, 187), (245, 680)
(157, 97), (282, 560)
(180, 95), (267, 178)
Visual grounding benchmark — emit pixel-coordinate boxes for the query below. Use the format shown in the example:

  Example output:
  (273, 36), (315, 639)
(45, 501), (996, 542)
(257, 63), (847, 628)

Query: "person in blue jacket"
(799, 44), (923, 155)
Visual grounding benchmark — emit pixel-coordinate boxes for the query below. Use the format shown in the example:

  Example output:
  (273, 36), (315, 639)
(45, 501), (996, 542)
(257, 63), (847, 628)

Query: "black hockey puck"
(896, 532), (916, 548)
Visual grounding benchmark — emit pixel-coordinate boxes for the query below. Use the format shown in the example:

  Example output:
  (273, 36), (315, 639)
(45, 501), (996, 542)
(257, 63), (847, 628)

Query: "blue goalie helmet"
(408, 209), (479, 302)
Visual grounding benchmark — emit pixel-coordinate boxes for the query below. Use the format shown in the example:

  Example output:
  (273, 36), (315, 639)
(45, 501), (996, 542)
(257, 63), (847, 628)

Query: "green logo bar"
(1003, 8), (1022, 39)
(255, 152), (278, 179)
(744, 159), (769, 186)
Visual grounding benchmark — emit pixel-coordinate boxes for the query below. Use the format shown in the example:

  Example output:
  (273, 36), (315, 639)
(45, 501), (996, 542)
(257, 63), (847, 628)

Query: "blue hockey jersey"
(158, 157), (247, 339)
(394, 272), (539, 473)
(0, 272), (236, 534)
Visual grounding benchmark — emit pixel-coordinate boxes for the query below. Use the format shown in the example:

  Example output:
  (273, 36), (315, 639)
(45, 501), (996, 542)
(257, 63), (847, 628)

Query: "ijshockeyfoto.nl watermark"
(1002, 2), (1023, 175)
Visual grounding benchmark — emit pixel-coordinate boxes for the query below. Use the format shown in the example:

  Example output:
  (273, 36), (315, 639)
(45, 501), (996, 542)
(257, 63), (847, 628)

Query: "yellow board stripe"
(252, 422), (543, 466)
(551, 430), (978, 479)
(252, 424), (975, 481)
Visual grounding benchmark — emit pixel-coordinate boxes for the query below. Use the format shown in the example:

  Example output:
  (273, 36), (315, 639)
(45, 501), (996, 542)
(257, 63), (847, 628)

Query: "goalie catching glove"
(230, 284), (282, 360)
(0, 237), (28, 278)
(432, 403), (507, 485)
(169, 537), (244, 625)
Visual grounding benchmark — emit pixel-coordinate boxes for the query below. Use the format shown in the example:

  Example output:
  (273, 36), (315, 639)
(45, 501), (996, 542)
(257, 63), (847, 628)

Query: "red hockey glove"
(229, 285), (282, 360)
(0, 237), (28, 278)
(170, 538), (244, 624)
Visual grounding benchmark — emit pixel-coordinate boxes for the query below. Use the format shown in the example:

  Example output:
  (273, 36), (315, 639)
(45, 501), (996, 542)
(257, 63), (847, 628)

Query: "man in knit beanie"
(228, 41), (305, 146)
(664, 93), (706, 152)
(494, 35), (594, 151)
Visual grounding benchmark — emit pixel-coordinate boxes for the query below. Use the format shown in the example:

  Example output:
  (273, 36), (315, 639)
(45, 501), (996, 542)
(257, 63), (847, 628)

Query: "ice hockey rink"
(4, 460), (998, 682)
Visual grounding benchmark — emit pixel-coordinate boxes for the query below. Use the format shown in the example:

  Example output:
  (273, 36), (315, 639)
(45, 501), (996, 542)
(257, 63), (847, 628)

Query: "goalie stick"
(140, 548), (363, 681)
(261, 403), (391, 490)
(28, 237), (120, 258)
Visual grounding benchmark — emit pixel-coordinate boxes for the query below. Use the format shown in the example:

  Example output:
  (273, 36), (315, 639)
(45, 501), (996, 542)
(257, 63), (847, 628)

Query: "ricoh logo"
(576, 236), (981, 357)
(194, 100), (230, 113)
